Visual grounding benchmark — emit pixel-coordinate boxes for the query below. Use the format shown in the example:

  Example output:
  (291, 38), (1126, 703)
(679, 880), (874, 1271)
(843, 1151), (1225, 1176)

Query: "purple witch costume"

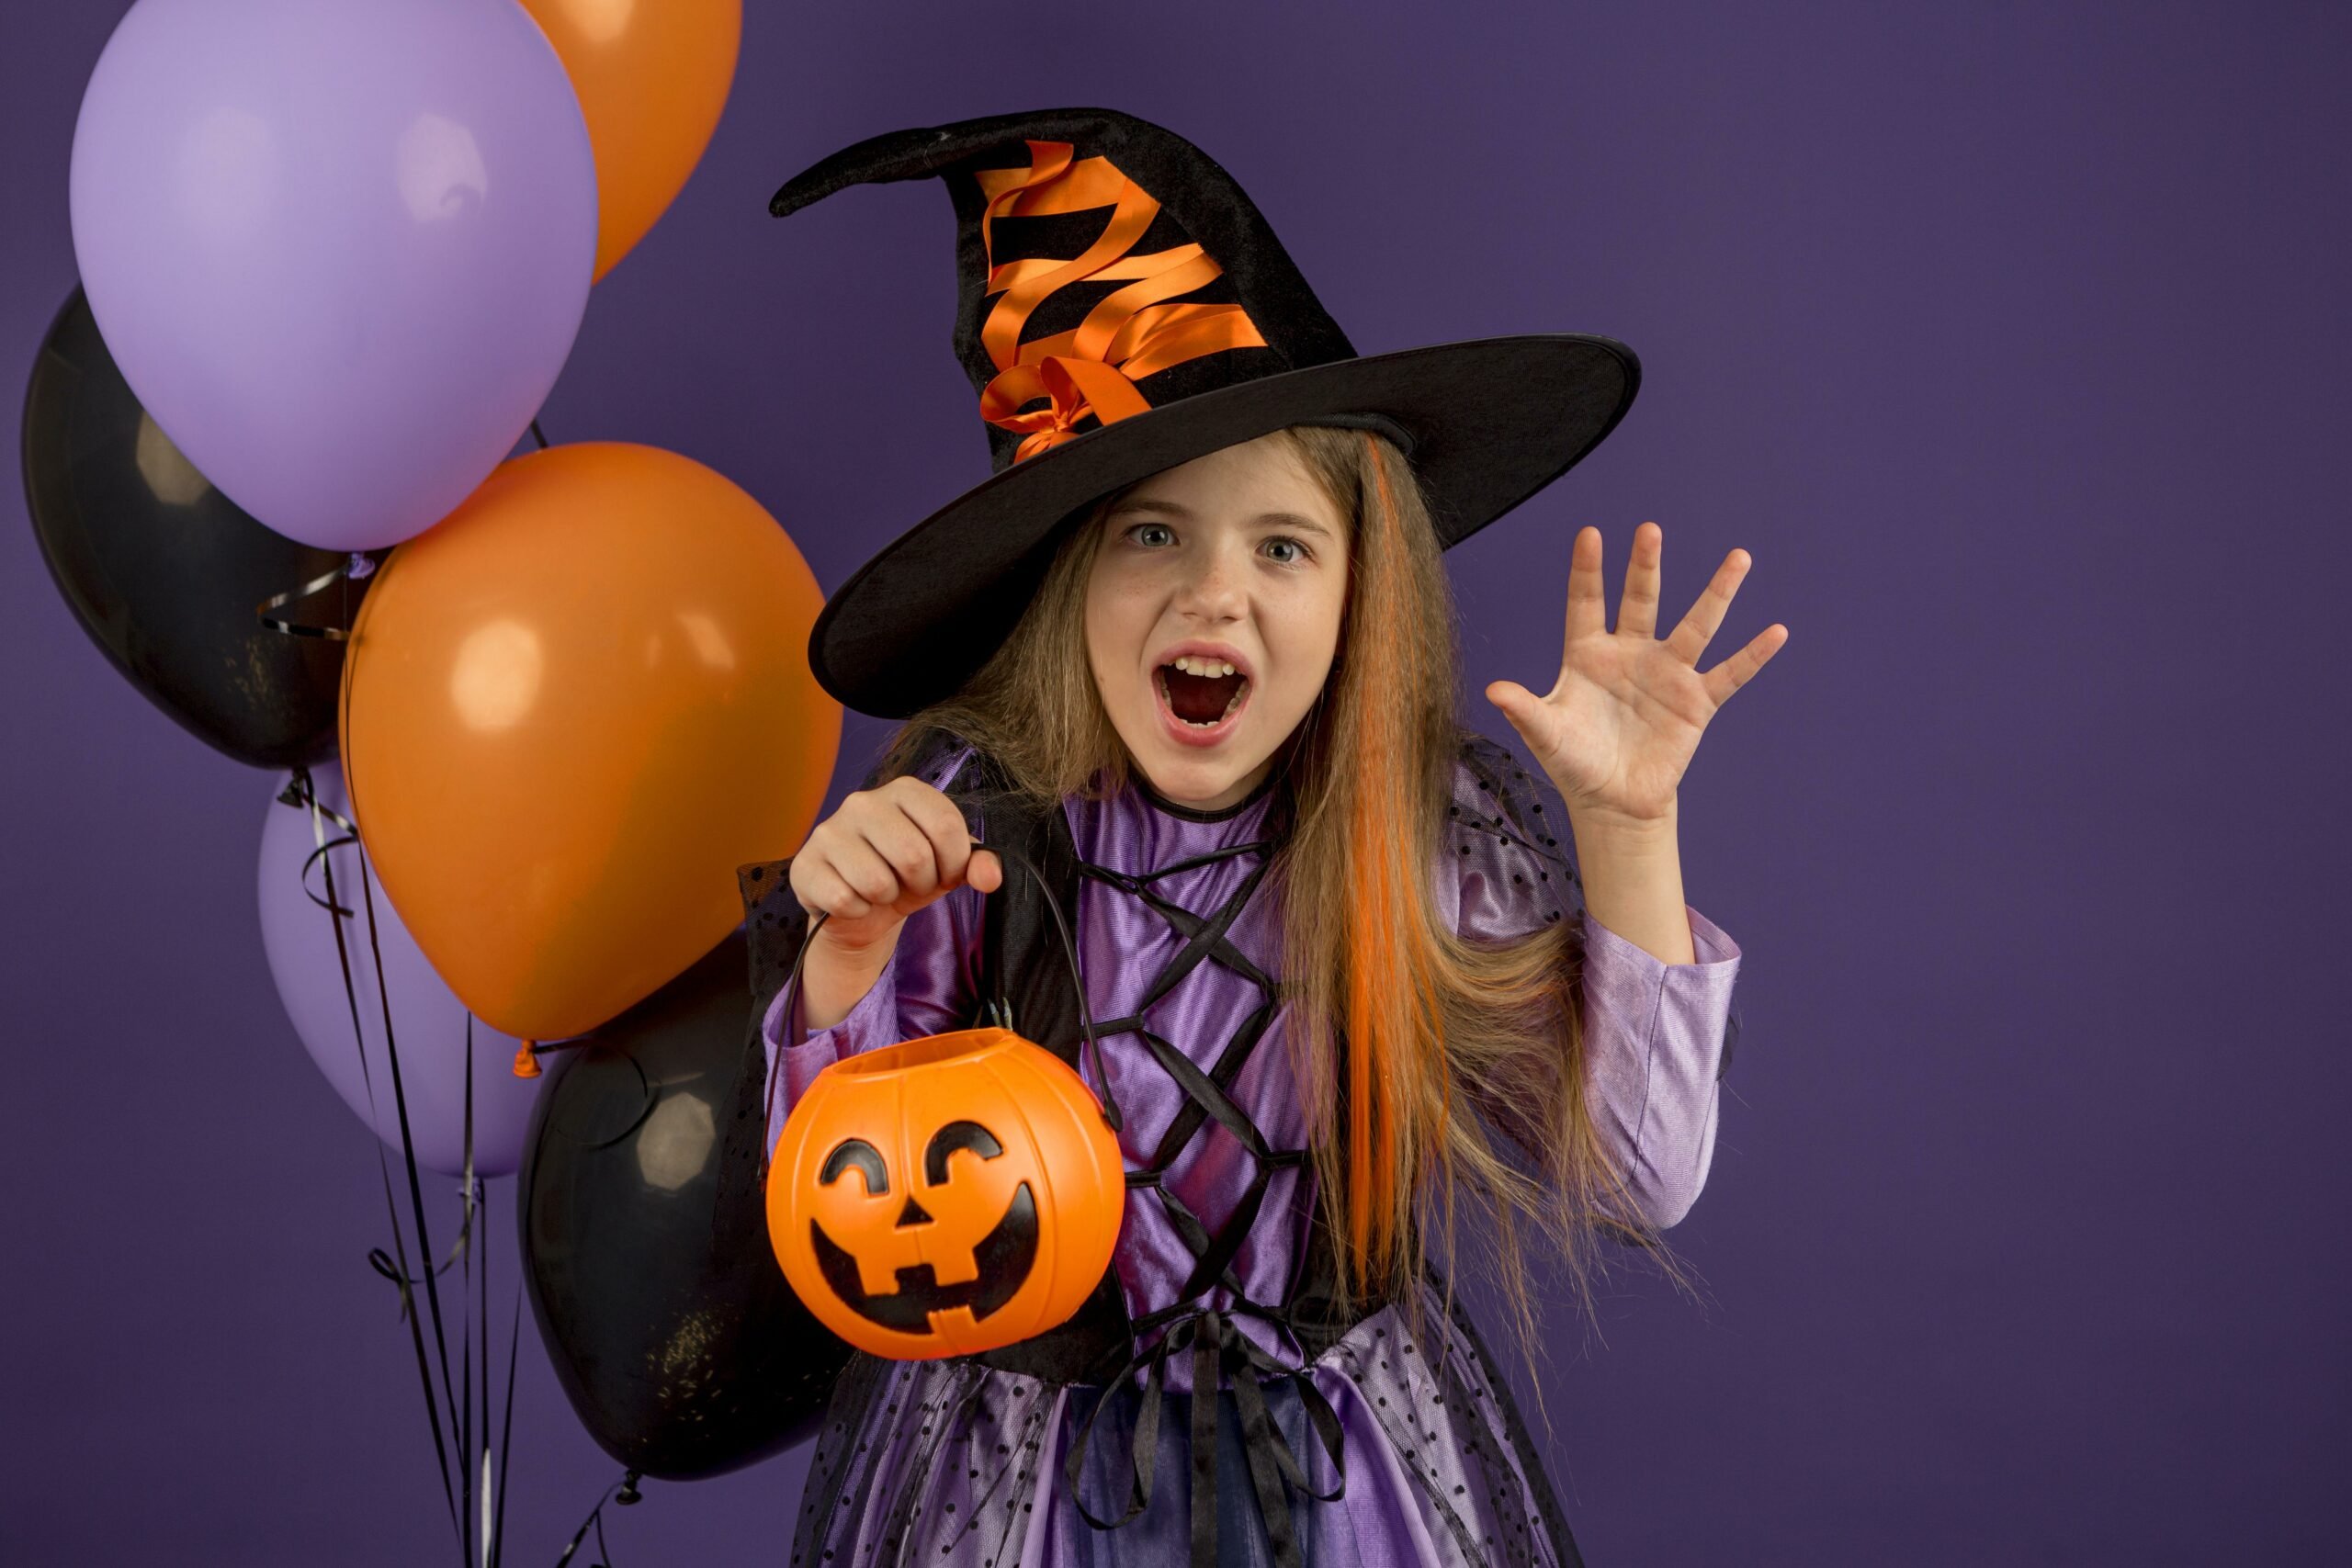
(763, 733), (1742, 1568)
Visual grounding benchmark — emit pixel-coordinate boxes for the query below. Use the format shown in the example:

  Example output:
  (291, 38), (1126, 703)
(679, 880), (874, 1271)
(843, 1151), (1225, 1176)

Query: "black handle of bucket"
(767, 840), (1122, 1149)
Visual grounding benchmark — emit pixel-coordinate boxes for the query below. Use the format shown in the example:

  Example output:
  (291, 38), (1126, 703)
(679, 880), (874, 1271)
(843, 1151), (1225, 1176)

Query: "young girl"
(758, 109), (1780, 1568)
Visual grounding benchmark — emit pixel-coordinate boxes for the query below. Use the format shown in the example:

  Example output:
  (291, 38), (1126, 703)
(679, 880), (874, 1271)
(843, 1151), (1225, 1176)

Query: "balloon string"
(454, 1025), (486, 1568)
(279, 773), (475, 1287)
(294, 763), (460, 1536)
(513, 1030), (606, 1083)
(352, 795), (484, 1564)
(292, 762), (502, 1562)
(365, 1204), (474, 1300)
(277, 774), (359, 917)
(340, 642), (464, 1396)
(254, 550), (387, 640)
(470, 1021), (493, 1568)
(459, 1138), (474, 1567)
(492, 1290), (521, 1568)
(553, 1470), (642, 1568)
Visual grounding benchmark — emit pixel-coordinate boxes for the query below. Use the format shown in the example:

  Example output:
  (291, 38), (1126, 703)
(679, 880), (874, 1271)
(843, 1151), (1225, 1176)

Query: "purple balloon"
(257, 763), (538, 1177)
(68, 0), (596, 552)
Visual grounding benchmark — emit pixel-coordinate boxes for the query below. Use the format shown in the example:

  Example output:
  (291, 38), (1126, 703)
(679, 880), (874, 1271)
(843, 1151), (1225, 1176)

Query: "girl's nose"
(1175, 540), (1248, 620)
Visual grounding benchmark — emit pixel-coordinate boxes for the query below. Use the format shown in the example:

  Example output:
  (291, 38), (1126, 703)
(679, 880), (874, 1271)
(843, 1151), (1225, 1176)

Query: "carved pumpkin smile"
(807, 1122), (1041, 1332)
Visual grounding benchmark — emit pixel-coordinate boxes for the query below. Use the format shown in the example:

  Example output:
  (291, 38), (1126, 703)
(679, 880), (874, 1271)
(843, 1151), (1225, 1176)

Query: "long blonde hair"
(876, 425), (1671, 1385)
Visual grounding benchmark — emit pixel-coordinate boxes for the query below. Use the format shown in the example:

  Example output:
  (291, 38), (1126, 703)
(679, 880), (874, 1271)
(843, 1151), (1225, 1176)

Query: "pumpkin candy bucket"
(767, 1027), (1123, 1359)
(763, 842), (1127, 1359)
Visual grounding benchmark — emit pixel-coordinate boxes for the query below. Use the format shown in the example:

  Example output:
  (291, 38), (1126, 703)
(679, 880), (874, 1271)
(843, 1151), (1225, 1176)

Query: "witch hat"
(772, 106), (1638, 719)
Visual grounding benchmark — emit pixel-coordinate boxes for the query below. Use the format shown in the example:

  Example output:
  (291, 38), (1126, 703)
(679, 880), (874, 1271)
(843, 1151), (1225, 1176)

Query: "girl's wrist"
(1563, 795), (1680, 848)
(1566, 799), (1695, 964)
(799, 921), (901, 1032)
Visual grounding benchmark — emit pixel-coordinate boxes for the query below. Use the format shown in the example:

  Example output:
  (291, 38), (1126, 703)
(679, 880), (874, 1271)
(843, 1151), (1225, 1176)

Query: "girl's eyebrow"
(1107, 498), (1340, 540)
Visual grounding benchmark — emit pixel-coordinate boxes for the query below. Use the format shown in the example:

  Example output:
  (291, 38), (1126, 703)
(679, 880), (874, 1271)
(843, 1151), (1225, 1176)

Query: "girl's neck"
(1125, 717), (1313, 823)
(1129, 762), (1283, 822)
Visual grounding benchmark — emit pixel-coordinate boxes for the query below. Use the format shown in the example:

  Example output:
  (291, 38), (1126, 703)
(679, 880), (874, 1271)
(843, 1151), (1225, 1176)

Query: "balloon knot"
(513, 1040), (542, 1079)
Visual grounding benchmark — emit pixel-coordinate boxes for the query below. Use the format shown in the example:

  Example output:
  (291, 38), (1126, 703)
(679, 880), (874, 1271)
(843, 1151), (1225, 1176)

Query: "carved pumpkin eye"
(923, 1120), (1001, 1180)
(819, 1137), (888, 1195)
(766, 1028), (1126, 1360)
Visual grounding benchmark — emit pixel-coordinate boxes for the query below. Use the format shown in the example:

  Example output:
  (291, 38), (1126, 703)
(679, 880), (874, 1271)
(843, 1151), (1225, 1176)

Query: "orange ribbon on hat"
(973, 141), (1269, 462)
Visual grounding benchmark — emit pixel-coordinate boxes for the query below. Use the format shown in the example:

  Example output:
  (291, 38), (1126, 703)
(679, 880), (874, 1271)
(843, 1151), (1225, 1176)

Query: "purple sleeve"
(1436, 735), (1746, 1229)
(758, 744), (988, 1159)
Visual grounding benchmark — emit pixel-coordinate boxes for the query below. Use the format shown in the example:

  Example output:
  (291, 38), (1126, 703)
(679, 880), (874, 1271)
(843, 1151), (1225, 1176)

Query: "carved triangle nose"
(896, 1195), (933, 1227)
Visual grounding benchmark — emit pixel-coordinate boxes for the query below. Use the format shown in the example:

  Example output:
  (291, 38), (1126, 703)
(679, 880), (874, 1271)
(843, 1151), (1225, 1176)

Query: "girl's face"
(1084, 432), (1351, 810)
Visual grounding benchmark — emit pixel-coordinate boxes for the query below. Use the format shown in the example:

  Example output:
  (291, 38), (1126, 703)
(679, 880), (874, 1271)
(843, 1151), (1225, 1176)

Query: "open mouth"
(1156, 657), (1250, 729)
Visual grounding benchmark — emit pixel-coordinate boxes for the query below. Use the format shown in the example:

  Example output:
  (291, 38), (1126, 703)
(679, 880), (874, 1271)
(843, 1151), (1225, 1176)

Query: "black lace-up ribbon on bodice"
(1049, 833), (1351, 1568)
(1069, 1303), (1346, 1568)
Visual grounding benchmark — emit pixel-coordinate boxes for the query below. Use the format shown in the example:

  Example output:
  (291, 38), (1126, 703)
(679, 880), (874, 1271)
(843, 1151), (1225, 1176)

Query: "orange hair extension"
(1342, 432), (1441, 1284)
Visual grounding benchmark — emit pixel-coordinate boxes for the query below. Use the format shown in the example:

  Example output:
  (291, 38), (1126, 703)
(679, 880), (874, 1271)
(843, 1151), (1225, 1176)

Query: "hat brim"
(810, 333), (1638, 717)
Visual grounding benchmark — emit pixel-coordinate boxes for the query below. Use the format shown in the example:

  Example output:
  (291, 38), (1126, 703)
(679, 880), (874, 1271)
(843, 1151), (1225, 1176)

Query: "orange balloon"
(766, 1029), (1126, 1360)
(518, 0), (742, 283)
(340, 442), (839, 1042)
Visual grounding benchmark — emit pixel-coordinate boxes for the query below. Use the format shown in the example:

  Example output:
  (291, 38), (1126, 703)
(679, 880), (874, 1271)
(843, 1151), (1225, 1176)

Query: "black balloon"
(19, 287), (361, 768)
(519, 930), (854, 1482)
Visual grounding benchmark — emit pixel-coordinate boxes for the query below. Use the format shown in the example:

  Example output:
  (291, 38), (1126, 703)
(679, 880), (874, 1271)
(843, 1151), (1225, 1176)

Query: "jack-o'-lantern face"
(766, 1028), (1126, 1360)
(807, 1120), (1039, 1331)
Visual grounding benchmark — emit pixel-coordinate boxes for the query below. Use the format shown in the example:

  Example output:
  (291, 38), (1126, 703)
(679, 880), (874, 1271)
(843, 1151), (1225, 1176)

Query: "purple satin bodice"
(763, 737), (1740, 1368)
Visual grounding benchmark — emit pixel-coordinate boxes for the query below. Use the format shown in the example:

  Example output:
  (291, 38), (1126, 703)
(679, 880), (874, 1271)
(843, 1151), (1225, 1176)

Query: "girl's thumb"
(1485, 680), (1534, 728)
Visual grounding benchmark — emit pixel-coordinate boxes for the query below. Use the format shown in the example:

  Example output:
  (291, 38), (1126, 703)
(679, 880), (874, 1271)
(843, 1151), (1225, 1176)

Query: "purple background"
(5, 2), (2345, 1562)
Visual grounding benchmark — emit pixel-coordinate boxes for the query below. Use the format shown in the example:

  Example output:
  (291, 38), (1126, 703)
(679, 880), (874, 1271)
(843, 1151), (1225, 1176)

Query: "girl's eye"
(1126, 523), (1175, 548)
(1263, 536), (1308, 566)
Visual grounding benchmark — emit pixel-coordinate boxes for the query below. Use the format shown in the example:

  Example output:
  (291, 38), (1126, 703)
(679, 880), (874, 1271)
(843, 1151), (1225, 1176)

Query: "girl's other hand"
(1486, 522), (1787, 826)
(788, 776), (1004, 958)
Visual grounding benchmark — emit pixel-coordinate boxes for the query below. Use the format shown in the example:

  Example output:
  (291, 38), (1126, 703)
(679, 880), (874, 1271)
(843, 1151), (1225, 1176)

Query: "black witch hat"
(771, 106), (1639, 719)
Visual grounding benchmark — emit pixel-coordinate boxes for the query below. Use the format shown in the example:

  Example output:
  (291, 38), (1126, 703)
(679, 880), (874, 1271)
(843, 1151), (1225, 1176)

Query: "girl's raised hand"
(787, 776), (1003, 955)
(1485, 522), (1786, 826)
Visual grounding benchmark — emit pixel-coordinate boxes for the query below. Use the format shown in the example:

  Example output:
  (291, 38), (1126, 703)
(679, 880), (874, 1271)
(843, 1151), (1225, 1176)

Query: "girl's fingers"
(799, 779), (1012, 930)
(1700, 623), (1789, 708)
(873, 802), (949, 902)
(908, 808), (972, 897)
(1664, 548), (1752, 669)
(1563, 525), (1608, 652)
(828, 835), (903, 910)
(1616, 522), (1665, 640)
(893, 778), (998, 896)
(802, 863), (876, 921)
